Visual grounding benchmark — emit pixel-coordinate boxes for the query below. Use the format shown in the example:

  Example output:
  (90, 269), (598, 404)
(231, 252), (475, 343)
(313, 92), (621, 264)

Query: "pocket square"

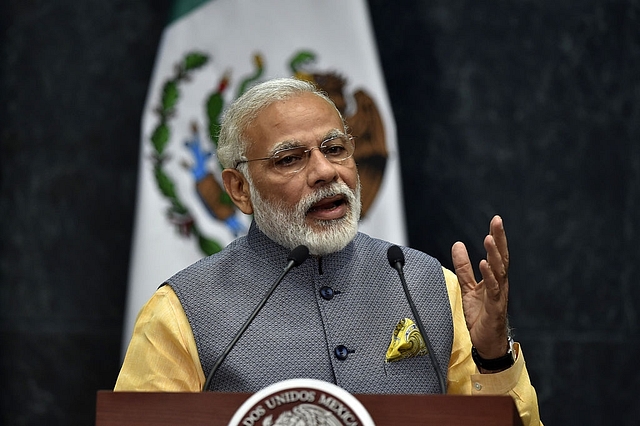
(385, 318), (428, 362)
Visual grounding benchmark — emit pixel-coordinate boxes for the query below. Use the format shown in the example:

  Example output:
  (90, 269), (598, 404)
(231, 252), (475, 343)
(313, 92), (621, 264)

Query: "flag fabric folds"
(123, 0), (406, 350)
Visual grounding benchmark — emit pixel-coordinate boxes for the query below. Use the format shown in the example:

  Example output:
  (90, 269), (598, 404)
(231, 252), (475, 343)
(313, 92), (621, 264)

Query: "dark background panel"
(1, 1), (170, 425)
(1, 1), (638, 425)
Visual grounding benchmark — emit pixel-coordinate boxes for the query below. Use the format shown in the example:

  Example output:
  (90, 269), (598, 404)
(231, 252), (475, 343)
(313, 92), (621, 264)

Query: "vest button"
(320, 286), (335, 300)
(334, 345), (350, 360)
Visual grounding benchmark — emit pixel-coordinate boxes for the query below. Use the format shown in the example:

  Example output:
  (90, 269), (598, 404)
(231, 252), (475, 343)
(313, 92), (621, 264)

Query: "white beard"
(248, 177), (361, 256)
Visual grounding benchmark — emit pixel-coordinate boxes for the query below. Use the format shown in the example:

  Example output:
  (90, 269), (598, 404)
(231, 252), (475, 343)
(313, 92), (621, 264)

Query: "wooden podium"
(96, 391), (523, 425)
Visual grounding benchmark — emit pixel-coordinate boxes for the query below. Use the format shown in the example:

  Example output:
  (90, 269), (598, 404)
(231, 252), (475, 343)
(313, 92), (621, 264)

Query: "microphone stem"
(394, 264), (447, 394)
(203, 260), (295, 391)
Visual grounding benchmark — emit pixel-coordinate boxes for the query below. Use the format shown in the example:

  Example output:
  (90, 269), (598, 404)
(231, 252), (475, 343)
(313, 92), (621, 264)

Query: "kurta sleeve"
(114, 285), (205, 391)
(443, 267), (543, 426)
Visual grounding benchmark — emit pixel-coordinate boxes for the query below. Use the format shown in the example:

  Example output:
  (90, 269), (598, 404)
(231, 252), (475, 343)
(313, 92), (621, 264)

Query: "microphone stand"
(388, 245), (447, 394)
(203, 245), (309, 391)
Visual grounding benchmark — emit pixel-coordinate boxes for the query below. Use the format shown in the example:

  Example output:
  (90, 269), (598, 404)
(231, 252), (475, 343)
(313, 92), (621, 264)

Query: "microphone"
(203, 245), (310, 391)
(387, 245), (446, 394)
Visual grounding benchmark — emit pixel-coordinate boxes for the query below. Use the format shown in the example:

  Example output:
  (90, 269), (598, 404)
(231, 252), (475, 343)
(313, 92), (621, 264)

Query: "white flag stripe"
(123, 0), (406, 351)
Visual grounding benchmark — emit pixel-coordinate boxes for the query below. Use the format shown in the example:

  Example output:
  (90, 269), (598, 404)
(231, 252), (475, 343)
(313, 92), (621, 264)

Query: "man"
(116, 78), (541, 425)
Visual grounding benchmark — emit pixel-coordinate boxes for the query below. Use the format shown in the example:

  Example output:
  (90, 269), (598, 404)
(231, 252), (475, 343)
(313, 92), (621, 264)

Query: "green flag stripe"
(169, 0), (212, 24)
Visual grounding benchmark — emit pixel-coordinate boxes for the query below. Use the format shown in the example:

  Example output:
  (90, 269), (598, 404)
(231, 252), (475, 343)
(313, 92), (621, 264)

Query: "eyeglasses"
(234, 134), (355, 175)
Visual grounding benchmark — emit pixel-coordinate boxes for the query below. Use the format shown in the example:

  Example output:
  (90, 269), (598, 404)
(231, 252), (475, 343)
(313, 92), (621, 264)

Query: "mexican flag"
(122, 0), (407, 350)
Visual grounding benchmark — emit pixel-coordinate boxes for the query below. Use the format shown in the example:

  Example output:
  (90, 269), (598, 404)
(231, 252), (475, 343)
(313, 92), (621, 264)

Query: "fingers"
(479, 253), (501, 300)
(489, 215), (510, 270)
(453, 216), (510, 297)
(451, 241), (477, 292)
(482, 234), (509, 301)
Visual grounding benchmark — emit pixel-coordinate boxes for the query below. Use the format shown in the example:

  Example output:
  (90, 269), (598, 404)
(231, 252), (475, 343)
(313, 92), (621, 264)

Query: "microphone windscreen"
(387, 245), (405, 267)
(288, 245), (310, 266)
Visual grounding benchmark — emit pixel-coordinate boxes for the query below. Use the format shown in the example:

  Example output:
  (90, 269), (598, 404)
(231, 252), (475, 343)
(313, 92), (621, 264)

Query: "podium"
(96, 391), (523, 425)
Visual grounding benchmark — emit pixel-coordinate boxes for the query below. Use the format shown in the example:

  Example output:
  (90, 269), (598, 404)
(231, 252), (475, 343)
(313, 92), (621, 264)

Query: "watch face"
(508, 337), (516, 361)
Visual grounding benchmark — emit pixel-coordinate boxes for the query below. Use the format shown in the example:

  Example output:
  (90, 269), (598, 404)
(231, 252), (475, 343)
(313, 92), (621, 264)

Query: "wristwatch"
(471, 336), (515, 371)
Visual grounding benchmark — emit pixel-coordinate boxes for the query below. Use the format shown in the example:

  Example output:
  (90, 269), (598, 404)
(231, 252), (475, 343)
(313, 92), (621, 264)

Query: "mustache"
(299, 182), (355, 213)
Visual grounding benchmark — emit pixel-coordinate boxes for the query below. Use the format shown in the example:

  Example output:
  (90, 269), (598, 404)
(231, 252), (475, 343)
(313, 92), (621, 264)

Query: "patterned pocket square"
(385, 318), (428, 362)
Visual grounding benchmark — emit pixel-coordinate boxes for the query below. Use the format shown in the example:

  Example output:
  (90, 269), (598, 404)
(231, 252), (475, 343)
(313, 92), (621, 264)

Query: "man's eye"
(274, 153), (303, 167)
(323, 144), (346, 157)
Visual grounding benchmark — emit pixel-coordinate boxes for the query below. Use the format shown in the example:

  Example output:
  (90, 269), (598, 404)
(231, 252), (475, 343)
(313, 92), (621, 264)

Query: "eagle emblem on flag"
(148, 51), (388, 255)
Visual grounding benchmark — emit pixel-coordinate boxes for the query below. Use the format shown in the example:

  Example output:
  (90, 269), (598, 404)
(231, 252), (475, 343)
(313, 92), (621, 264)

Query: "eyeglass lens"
(271, 135), (354, 174)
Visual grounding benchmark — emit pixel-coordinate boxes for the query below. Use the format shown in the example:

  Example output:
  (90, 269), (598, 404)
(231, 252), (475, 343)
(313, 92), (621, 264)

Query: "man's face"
(242, 92), (361, 255)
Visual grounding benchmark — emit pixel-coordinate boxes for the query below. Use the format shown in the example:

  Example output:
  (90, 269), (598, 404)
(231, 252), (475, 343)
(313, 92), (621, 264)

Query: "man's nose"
(306, 148), (338, 185)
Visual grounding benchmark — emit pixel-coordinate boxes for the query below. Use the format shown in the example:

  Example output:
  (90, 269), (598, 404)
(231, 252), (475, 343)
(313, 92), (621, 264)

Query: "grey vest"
(168, 223), (453, 394)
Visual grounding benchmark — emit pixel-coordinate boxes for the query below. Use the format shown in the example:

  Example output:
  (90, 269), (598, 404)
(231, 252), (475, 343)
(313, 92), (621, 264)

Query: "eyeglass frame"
(233, 133), (356, 175)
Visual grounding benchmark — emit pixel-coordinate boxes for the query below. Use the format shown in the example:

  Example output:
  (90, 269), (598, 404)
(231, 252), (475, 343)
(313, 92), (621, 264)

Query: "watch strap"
(471, 337), (515, 371)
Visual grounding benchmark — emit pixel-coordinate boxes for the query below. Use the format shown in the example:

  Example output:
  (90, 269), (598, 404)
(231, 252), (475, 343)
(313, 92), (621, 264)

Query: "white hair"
(216, 78), (345, 169)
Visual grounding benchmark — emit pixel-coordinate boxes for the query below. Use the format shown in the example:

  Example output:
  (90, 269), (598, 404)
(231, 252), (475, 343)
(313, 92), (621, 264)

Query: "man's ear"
(222, 168), (253, 215)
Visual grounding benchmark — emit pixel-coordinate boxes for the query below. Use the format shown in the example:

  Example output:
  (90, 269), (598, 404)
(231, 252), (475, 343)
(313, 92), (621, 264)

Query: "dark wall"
(1, 1), (638, 425)
(1, 1), (170, 425)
